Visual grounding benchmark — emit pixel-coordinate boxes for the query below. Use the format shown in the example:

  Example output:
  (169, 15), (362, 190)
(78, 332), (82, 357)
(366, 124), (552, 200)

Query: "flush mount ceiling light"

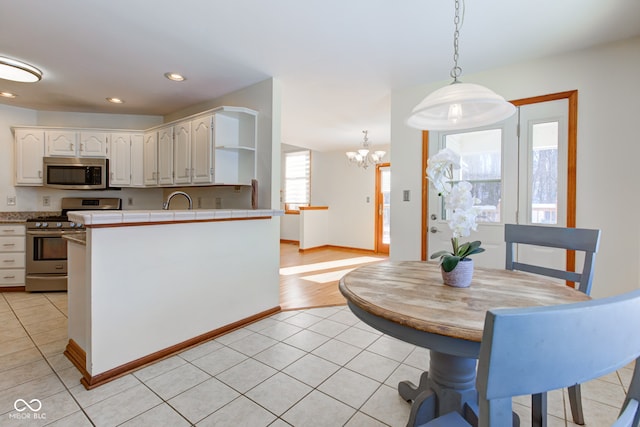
(164, 72), (186, 82)
(406, 0), (515, 131)
(345, 130), (386, 170)
(0, 56), (42, 83)
(0, 91), (17, 98)
(106, 97), (124, 104)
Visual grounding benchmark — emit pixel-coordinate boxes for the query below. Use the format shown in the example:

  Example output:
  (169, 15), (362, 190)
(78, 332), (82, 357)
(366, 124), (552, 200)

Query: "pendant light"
(0, 56), (42, 83)
(345, 130), (386, 170)
(407, 0), (515, 131)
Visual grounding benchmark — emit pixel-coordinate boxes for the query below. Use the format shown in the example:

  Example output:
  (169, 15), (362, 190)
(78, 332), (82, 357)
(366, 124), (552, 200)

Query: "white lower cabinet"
(0, 225), (25, 287)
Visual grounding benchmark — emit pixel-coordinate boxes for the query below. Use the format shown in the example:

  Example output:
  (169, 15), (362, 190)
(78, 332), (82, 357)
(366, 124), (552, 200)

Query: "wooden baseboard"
(0, 286), (26, 292)
(280, 239), (299, 245)
(69, 306), (281, 390)
(298, 244), (377, 254)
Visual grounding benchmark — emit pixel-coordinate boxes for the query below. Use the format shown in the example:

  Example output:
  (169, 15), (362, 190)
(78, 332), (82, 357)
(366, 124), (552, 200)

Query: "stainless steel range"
(25, 197), (121, 292)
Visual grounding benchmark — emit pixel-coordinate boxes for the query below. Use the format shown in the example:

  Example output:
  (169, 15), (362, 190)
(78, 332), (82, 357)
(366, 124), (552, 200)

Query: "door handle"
(430, 214), (437, 220)
(430, 226), (440, 234)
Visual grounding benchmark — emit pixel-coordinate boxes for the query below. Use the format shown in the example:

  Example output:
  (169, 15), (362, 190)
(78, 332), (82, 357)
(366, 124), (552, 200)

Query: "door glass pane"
(530, 122), (558, 224)
(444, 129), (502, 223)
(381, 168), (391, 244)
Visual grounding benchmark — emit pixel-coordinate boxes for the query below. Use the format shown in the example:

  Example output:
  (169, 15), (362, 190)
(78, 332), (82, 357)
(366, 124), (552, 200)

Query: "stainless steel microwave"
(43, 157), (109, 190)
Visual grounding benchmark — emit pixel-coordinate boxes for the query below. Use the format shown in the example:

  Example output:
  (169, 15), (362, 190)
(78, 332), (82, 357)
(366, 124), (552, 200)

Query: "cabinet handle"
(2, 229), (15, 233)
(2, 243), (15, 247)
(3, 275), (16, 279)
(3, 259), (15, 263)
(38, 170), (42, 178)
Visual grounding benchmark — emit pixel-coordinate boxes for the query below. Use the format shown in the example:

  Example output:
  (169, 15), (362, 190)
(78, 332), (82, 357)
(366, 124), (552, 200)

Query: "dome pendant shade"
(407, 82), (516, 131)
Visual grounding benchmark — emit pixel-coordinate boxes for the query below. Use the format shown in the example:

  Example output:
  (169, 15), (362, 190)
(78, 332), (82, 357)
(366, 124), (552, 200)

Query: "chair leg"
(531, 392), (547, 427)
(568, 384), (585, 425)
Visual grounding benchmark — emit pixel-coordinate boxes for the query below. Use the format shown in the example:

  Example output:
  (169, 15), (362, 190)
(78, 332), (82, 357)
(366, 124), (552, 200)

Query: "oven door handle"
(26, 230), (85, 236)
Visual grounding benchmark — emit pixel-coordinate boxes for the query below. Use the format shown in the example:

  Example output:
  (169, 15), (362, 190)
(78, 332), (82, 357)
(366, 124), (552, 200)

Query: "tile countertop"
(67, 209), (285, 226)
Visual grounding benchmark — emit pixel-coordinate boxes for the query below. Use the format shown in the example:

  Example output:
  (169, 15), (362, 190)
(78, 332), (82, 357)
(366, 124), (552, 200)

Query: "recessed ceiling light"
(0, 91), (17, 98)
(0, 56), (42, 83)
(164, 72), (186, 82)
(106, 97), (124, 104)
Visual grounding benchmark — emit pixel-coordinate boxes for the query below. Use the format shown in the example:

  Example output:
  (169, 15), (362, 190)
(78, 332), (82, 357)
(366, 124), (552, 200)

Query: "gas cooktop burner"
(30, 215), (68, 222)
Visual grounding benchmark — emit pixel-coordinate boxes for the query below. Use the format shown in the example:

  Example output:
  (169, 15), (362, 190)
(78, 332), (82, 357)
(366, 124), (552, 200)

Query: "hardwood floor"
(279, 242), (388, 310)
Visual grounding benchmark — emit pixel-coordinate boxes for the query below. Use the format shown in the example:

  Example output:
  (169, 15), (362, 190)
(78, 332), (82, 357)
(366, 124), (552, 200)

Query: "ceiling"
(1, 1), (639, 152)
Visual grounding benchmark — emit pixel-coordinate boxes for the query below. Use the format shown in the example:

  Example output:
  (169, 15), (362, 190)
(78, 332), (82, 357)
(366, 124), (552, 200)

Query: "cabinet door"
(109, 133), (131, 186)
(157, 126), (174, 185)
(130, 134), (145, 187)
(15, 129), (45, 185)
(79, 132), (108, 157)
(191, 115), (214, 184)
(173, 121), (191, 184)
(46, 131), (77, 156)
(143, 131), (158, 186)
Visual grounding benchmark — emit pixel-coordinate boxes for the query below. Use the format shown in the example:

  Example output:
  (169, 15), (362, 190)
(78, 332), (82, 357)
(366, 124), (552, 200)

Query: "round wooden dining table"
(339, 260), (590, 426)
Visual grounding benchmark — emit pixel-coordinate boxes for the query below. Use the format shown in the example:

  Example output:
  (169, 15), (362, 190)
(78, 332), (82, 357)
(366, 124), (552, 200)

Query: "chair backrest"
(476, 290), (640, 427)
(504, 224), (601, 294)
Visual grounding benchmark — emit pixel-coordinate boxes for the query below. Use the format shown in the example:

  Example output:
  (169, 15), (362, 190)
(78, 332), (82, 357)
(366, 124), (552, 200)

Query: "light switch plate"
(43, 196), (50, 207)
(403, 190), (411, 202)
(6, 196), (16, 206)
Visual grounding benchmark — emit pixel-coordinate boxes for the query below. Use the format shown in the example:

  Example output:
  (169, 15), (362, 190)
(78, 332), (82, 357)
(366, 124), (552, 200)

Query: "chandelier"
(406, 0), (515, 131)
(345, 130), (386, 169)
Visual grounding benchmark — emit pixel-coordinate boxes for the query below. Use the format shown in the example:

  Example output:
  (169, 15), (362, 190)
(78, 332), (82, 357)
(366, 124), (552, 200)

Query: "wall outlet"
(215, 198), (222, 209)
(128, 197), (133, 206)
(42, 196), (51, 207)
(6, 196), (16, 206)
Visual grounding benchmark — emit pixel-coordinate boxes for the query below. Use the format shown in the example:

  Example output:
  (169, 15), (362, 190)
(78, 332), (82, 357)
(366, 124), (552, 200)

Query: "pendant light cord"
(450, 0), (465, 82)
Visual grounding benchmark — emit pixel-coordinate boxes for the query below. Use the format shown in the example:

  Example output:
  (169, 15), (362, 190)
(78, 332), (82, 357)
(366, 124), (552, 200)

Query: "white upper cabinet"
(143, 131), (158, 186)
(157, 126), (174, 185)
(46, 130), (77, 156)
(130, 134), (145, 187)
(14, 128), (45, 185)
(46, 130), (108, 157)
(79, 132), (109, 157)
(109, 133), (132, 186)
(173, 121), (192, 185)
(191, 115), (214, 184)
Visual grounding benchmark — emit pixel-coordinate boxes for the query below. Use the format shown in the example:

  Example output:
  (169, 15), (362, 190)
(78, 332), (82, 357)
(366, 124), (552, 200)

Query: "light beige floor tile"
(366, 335), (416, 362)
(243, 317), (280, 332)
(120, 403), (190, 427)
(327, 309), (360, 326)
(0, 337), (34, 359)
(581, 377), (627, 407)
(44, 410), (93, 427)
(168, 378), (239, 424)
(245, 372), (312, 416)
(25, 390), (80, 426)
(334, 326), (380, 349)
(307, 318), (350, 338)
(144, 363), (210, 400)
(255, 321), (302, 341)
(253, 342), (306, 371)
(45, 353), (74, 373)
(225, 332), (278, 357)
(178, 339), (224, 362)
(23, 317), (67, 336)
(0, 347), (42, 373)
(190, 346), (248, 376)
(36, 338), (68, 357)
(0, 374), (65, 415)
(283, 329), (330, 352)
(4, 293), (49, 310)
(69, 374), (141, 407)
(213, 328), (253, 346)
(133, 355), (187, 382)
(30, 325), (67, 347)
(402, 347), (430, 371)
(84, 384), (162, 427)
(282, 312), (323, 328)
(197, 395), (276, 427)
(282, 389), (356, 427)
(14, 309), (66, 327)
(318, 367), (381, 409)
(345, 411), (389, 426)
(359, 384), (410, 427)
(312, 337), (362, 366)
(345, 350), (401, 383)
(215, 358), (277, 393)
(283, 353), (340, 388)
(580, 396), (623, 426)
(305, 306), (343, 318)
(56, 366), (83, 388)
(0, 359), (53, 390)
(0, 325), (28, 344)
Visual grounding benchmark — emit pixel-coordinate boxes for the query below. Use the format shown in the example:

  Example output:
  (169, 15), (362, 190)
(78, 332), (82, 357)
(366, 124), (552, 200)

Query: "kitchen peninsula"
(64, 208), (283, 389)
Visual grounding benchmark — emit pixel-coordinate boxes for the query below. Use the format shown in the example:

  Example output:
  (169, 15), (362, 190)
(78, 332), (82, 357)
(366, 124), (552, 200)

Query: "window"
(284, 150), (310, 211)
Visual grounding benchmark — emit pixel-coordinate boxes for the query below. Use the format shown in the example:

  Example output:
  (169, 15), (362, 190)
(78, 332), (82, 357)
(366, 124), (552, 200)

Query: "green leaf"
(442, 255), (461, 272)
(430, 250), (453, 259)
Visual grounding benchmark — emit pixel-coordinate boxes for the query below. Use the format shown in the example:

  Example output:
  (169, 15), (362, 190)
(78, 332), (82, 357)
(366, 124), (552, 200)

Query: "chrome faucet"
(162, 191), (193, 210)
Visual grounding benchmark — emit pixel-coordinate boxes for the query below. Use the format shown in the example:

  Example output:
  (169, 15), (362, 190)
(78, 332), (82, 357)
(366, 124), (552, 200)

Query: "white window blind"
(284, 150), (310, 209)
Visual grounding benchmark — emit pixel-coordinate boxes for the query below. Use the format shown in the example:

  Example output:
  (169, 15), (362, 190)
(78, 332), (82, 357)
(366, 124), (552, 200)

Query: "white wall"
(390, 36), (640, 298)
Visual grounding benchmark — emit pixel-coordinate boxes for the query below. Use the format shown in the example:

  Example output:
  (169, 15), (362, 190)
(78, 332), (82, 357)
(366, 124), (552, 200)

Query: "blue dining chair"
(505, 223), (601, 425)
(421, 289), (640, 427)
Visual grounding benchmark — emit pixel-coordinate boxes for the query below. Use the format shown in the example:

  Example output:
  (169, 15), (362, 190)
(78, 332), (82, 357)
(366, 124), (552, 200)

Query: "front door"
(426, 96), (571, 269)
(376, 163), (391, 254)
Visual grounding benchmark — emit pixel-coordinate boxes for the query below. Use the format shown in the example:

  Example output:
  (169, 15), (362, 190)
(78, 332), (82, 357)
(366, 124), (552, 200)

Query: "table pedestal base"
(399, 350), (478, 426)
